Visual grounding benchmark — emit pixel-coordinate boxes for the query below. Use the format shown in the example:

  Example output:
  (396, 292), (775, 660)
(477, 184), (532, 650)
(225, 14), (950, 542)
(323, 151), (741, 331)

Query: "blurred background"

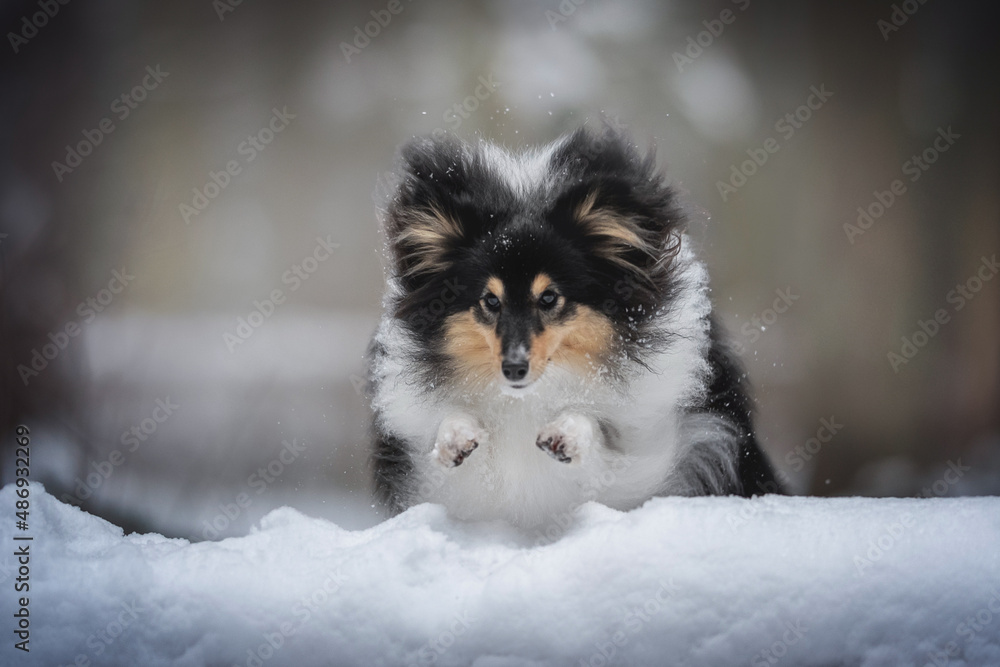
(1, 0), (997, 539)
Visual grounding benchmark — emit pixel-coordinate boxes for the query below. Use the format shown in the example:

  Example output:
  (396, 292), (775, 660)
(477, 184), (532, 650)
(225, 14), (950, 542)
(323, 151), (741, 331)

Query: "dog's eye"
(538, 290), (559, 310)
(482, 294), (501, 312)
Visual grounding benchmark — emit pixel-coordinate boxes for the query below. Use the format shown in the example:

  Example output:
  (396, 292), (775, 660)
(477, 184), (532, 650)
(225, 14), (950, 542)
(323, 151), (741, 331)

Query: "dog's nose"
(501, 360), (529, 382)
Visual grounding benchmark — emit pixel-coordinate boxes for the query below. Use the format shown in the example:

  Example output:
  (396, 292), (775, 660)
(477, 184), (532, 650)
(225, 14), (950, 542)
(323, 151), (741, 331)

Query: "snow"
(3, 484), (1000, 667)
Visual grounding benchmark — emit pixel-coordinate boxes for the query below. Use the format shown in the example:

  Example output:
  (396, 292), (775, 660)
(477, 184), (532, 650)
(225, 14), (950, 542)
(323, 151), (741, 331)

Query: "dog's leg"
(535, 413), (603, 464)
(432, 414), (487, 467)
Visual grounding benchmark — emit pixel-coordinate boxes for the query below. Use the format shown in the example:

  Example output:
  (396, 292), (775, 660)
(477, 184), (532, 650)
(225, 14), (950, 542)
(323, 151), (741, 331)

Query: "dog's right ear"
(385, 136), (470, 282)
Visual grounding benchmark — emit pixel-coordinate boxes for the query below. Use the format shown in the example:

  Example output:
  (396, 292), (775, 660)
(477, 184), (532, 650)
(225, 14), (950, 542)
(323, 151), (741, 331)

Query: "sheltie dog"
(367, 126), (781, 528)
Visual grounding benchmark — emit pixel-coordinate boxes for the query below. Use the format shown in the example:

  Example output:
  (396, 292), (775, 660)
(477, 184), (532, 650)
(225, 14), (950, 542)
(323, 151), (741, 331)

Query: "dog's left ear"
(385, 136), (470, 282)
(551, 127), (684, 287)
(571, 187), (679, 281)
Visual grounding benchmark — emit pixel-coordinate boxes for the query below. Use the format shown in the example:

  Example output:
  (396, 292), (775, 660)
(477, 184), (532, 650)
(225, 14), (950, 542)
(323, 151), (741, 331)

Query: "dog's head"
(383, 127), (684, 392)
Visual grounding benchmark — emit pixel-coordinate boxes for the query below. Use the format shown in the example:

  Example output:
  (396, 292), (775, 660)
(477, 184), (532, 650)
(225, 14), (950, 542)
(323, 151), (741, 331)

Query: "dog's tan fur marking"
(443, 311), (502, 386)
(485, 277), (505, 300)
(574, 189), (681, 282)
(444, 302), (614, 387)
(530, 274), (552, 299)
(395, 207), (463, 277)
(533, 305), (614, 377)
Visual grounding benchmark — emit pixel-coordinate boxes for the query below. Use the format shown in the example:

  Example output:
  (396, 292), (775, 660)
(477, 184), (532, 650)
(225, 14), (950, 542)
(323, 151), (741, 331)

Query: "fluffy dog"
(367, 127), (781, 527)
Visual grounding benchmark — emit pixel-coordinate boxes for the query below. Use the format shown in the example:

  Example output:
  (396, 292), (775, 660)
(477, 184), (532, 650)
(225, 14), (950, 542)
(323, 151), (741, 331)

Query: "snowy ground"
(2, 484), (999, 667)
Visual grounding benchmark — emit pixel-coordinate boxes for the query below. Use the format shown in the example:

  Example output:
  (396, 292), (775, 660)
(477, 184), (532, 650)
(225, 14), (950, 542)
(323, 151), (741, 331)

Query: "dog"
(367, 126), (782, 528)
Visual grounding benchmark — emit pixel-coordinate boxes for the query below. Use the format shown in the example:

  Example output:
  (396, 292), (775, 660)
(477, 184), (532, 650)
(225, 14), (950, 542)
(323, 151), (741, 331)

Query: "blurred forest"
(1, 0), (998, 538)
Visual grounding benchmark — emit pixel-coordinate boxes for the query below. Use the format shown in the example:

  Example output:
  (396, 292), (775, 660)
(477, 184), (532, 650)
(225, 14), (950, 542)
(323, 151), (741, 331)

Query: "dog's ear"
(570, 187), (677, 281)
(389, 201), (465, 280)
(385, 136), (470, 282)
(550, 127), (684, 288)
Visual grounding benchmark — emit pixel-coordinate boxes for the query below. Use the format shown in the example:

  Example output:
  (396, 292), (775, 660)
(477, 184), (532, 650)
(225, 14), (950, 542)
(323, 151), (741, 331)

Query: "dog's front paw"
(535, 413), (599, 464)
(432, 415), (487, 468)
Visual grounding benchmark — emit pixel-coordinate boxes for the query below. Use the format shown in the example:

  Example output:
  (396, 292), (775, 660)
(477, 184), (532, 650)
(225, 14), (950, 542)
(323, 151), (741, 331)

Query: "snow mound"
(2, 484), (1000, 667)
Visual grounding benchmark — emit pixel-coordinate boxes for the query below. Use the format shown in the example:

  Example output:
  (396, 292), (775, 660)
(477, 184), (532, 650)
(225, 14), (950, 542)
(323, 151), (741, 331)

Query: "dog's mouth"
(498, 371), (538, 394)
(499, 381), (536, 397)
